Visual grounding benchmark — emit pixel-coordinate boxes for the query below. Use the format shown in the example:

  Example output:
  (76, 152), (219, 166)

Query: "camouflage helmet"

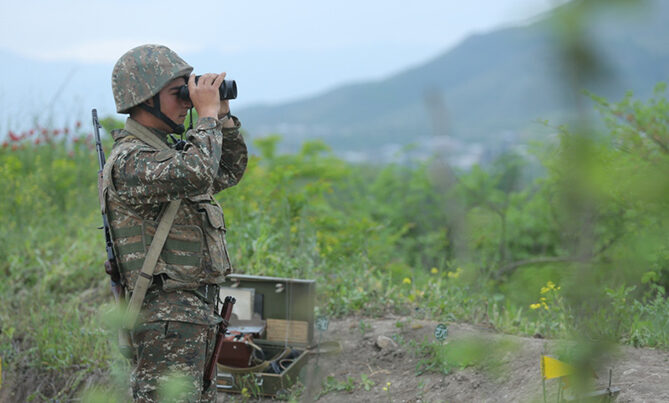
(112, 44), (193, 113)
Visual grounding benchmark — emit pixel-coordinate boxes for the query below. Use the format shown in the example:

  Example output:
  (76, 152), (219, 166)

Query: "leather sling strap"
(215, 341), (343, 377)
(217, 348), (290, 374)
(123, 118), (182, 328)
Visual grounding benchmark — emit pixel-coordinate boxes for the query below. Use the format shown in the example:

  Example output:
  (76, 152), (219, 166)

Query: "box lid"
(220, 274), (316, 346)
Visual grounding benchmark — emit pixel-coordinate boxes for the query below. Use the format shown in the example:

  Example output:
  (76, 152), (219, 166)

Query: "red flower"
(53, 129), (61, 136)
(73, 137), (79, 143)
(64, 128), (70, 134)
(29, 129), (35, 136)
(35, 138), (41, 145)
(75, 121), (82, 129)
(41, 128), (48, 135)
(9, 131), (20, 141)
(11, 144), (18, 151)
(2, 141), (8, 148)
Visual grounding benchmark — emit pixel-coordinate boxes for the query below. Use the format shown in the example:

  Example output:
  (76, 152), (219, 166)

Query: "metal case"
(216, 274), (316, 397)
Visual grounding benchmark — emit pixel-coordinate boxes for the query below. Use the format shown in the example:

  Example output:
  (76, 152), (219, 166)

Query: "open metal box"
(216, 274), (316, 397)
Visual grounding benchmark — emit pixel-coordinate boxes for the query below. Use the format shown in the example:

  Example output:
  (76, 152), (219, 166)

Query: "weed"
(382, 381), (392, 402)
(360, 373), (375, 391)
(359, 320), (372, 336)
(317, 375), (356, 398)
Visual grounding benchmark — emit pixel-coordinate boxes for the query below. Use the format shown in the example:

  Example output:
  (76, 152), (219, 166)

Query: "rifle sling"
(217, 348), (290, 374)
(123, 118), (182, 329)
(124, 117), (172, 150)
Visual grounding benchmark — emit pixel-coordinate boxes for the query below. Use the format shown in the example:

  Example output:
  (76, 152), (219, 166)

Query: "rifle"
(92, 109), (133, 359)
(204, 296), (236, 386)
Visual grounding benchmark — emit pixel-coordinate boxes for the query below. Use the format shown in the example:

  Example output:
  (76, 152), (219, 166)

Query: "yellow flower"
(530, 303), (541, 310)
(387, 382), (391, 386)
(402, 277), (412, 285)
(540, 297), (547, 302)
(241, 387), (250, 398)
(431, 267), (439, 274)
(541, 281), (557, 294)
(542, 302), (549, 310)
(383, 387), (388, 391)
(290, 225), (297, 233)
(447, 268), (462, 279)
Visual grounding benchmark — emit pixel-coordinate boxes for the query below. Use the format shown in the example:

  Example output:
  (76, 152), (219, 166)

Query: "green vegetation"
(1, 85), (669, 400)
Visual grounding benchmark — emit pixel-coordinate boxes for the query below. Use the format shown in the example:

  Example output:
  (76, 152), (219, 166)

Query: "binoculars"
(178, 76), (237, 101)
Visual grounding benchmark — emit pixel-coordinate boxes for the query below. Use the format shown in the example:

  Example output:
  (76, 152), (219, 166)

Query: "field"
(1, 87), (669, 401)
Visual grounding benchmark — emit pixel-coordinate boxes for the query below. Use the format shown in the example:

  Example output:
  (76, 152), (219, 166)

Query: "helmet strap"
(187, 107), (194, 132)
(139, 94), (185, 134)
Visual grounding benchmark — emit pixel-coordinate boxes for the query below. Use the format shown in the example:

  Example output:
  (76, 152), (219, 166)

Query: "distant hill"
(238, 1), (669, 161)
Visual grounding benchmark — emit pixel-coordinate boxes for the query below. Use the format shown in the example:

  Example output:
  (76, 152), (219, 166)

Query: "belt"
(151, 275), (219, 305)
(193, 283), (219, 305)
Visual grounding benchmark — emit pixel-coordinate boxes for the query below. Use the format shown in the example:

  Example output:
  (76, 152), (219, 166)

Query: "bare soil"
(2, 316), (668, 402)
(220, 316), (669, 402)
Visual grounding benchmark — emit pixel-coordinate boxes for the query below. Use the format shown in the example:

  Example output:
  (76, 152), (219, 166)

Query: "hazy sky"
(2, 1), (559, 63)
(0, 0), (564, 131)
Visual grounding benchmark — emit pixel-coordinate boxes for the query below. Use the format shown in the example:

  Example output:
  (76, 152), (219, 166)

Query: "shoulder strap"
(120, 118), (182, 329)
(124, 117), (170, 150)
(124, 199), (181, 328)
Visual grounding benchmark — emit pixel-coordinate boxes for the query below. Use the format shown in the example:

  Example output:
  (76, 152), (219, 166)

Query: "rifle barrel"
(92, 108), (105, 170)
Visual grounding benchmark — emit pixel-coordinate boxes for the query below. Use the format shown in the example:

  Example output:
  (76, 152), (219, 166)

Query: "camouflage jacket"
(101, 116), (247, 324)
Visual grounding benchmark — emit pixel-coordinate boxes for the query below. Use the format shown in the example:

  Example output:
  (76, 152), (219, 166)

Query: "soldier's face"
(158, 77), (192, 127)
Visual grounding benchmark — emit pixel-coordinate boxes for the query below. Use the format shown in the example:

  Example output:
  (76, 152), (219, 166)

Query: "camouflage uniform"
(103, 45), (247, 402)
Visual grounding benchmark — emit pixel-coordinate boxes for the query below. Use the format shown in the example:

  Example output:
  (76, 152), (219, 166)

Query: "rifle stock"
(204, 296), (236, 385)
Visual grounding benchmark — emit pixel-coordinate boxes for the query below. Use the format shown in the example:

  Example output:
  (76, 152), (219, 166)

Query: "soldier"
(102, 44), (247, 402)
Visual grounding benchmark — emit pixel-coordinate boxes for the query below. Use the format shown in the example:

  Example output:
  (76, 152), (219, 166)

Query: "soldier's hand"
(188, 73), (225, 119)
(215, 73), (234, 128)
(218, 98), (230, 119)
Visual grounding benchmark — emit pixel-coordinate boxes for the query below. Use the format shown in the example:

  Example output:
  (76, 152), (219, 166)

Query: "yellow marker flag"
(541, 355), (575, 380)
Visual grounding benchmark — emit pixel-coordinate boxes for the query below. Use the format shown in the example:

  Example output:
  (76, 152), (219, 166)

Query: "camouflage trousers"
(131, 320), (218, 402)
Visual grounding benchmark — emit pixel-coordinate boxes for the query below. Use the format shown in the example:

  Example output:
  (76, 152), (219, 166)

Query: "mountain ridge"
(237, 2), (669, 157)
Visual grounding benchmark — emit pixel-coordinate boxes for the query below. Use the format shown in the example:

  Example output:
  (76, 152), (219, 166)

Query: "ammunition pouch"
(110, 218), (204, 292)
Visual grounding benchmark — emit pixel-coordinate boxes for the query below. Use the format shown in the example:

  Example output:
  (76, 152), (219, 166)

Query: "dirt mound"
(3, 316), (667, 402)
(227, 317), (669, 402)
